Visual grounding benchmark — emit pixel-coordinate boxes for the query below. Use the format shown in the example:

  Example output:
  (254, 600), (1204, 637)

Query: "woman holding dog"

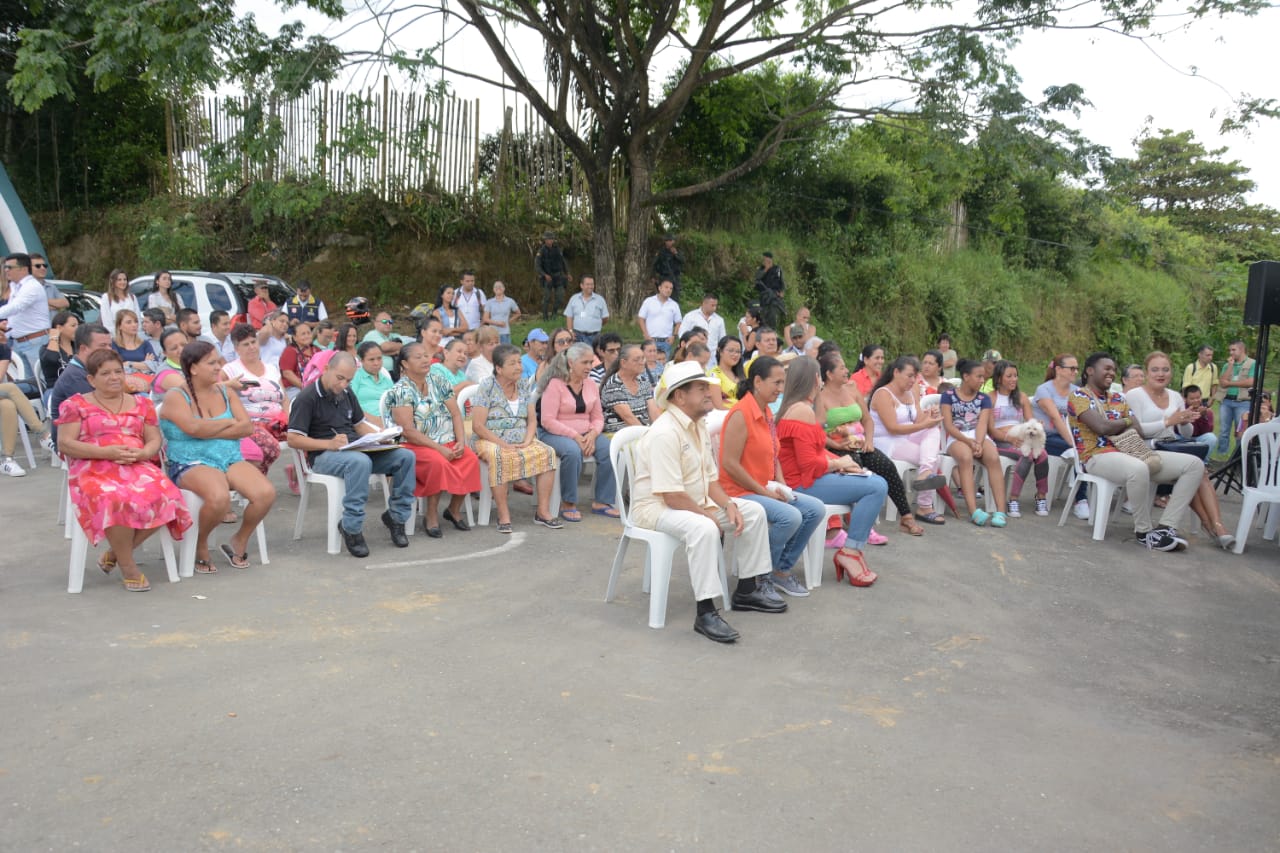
(988, 361), (1050, 518)
(941, 359), (1009, 527)
(1126, 351), (1234, 550)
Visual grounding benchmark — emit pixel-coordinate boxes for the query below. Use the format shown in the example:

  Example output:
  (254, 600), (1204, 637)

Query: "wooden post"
(319, 82), (329, 185)
(381, 76), (390, 197)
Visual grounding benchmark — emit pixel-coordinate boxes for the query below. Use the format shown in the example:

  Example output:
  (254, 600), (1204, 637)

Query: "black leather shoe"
(381, 510), (409, 547)
(730, 589), (788, 613)
(424, 525), (443, 539)
(442, 508), (471, 531)
(694, 611), (740, 643)
(339, 523), (369, 558)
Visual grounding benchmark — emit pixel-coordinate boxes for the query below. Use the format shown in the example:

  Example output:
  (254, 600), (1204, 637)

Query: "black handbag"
(1154, 438), (1210, 461)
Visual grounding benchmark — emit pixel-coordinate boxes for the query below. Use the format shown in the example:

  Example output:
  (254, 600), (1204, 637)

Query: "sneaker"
(1007, 500), (1021, 518)
(41, 434), (57, 457)
(1160, 526), (1189, 551)
(757, 575), (785, 604)
(533, 513), (564, 529)
(0, 457), (26, 477)
(771, 572), (810, 597)
(1137, 527), (1180, 552)
(1034, 498), (1049, 517)
(1073, 499), (1091, 520)
(1121, 500), (1134, 515)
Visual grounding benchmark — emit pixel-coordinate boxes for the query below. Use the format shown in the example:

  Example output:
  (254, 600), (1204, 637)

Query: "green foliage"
(137, 212), (210, 271)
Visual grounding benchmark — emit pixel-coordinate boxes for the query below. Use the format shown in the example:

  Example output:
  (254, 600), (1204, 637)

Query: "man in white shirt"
(677, 293), (726, 365)
(627, 361), (782, 643)
(637, 279), (682, 358)
(0, 253), (52, 377)
(454, 269), (486, 331)
(564, 274), (609, 345)
(200, 309), (237, 361)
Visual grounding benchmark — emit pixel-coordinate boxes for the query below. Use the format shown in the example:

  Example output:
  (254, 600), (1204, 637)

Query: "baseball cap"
(789, 323), (806, 340)
(525, 328), (550, 343)
(982, 349), (1002, 362)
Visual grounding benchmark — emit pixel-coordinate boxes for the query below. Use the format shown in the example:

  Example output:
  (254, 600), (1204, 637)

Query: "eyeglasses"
(1, 265), (17, 270)
(1059, 365), (1079, 372)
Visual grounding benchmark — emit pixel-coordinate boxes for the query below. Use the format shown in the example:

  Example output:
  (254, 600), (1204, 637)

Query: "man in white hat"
(627, 362), (783, 644)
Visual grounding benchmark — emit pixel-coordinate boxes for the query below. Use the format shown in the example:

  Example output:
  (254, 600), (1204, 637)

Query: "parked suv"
(50, 280), (101, 324)
(128, 271), (295, 329)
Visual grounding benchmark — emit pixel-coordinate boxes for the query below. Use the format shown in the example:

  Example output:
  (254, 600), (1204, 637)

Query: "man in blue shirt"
(520, 328), (549, 380)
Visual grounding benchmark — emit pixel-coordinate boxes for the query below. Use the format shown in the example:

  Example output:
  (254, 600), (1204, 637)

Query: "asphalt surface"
(3, 460), (1279, 851)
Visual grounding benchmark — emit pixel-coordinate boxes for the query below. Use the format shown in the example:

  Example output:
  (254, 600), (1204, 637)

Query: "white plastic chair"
(1044, 450), (1076, 513)
(604, 425), (729, 629)
(1056, 451), (1126, 540)
(802, 502), (853, 589)
(6, 354), (41, 468)
(1232, 421), (1280, 553)
(65, 482), (180, 592)
(178, 488), (269, 575)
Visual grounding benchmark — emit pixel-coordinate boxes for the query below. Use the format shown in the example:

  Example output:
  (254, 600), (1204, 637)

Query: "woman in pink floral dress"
(56, 350), (192, 591)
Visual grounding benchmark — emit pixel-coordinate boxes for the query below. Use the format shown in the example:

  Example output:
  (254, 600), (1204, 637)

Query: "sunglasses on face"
(33, 263), (48, 269)
(378, 319), (393, 325)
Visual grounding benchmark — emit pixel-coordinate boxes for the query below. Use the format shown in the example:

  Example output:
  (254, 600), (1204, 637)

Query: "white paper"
(340, 425), (403, 451)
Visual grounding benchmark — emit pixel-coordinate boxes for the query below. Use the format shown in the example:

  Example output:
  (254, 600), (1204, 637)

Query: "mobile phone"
(241, 379), (260, 387)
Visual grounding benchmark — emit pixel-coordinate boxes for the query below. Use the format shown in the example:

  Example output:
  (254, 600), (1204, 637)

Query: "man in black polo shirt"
(49, 323), (113, 448)
(286, 352), (416, 557)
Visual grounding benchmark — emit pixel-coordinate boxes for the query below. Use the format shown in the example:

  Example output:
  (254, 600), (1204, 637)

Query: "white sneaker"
(0, 457), (27, 477)
(1034, 498), (1049, 516)
(41, 434), (57, 457)
(1073, 499), (1090, 520)
(1121, 501), (1134, 515)
(1007, 500), (1021, 518)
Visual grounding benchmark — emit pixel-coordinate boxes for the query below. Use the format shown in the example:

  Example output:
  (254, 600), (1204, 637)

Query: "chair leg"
(1234, 494), (1261, 554)
(802, 523), (827, 589)
(179, 490), (205, 577)
(293, 481), (310, 541)
(1091, 486), (1112, 541)
(159, 531), (180, 584)
(463, 493), (475, 527)
(18, 421), (36, 469)
(325, 484), (343, 555)
(605, 537), (630, 602)
(477, 468), (493, 528)
(67, 525), (89, 593)
(645, 538), (678, 630)
(254, 522), (269, 565)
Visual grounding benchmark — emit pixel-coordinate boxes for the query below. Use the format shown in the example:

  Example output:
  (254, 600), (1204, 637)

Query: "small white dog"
(1005, 419), (1047, 457)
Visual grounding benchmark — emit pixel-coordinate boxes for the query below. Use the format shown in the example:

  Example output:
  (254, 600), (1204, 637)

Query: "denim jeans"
(797, 473), (888, 550)
(537, 428), (617, 507)
(1218, 398), (1250, 454)
(736, 490), (825, 574)
(11, 334), (48, 385)
(311, 446), (417, 533)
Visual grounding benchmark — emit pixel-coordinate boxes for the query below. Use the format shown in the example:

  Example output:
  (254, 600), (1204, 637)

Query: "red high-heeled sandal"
(833, 549), (877, 587)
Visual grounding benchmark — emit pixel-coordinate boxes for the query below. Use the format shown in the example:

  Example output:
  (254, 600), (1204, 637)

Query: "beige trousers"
(654, 498), (770, 601)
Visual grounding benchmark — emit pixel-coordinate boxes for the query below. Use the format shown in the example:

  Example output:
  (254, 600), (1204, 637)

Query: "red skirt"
(407, 442), (481, 497)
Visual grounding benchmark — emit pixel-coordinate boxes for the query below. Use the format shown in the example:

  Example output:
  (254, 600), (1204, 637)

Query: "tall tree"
(386, 0), (1267, 315)
(1108, 128), (1280, 261)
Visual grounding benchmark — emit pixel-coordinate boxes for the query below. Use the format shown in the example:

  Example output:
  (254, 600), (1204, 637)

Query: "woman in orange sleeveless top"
(719, 355), (825, 600)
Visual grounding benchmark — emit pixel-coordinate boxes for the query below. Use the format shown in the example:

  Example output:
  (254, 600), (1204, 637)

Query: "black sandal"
(219, 543), (250, 570)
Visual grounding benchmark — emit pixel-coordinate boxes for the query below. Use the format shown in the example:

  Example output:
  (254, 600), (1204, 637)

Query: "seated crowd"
(2, 251), (1252, 644)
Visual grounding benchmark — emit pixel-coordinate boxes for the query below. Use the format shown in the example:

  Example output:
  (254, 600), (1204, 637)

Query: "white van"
(128, 271), (295, 329)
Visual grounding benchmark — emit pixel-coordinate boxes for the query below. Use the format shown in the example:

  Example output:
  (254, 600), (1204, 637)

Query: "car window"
(69, 294), (100, 324)
(205, 283), (233, 313)
(172, 281), (197, 311)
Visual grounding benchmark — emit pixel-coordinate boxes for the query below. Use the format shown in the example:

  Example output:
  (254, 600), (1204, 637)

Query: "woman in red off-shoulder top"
(777, 357), (888, 587)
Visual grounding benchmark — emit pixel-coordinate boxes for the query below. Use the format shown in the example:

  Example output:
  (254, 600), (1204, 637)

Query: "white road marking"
(361, 532), (527, 569)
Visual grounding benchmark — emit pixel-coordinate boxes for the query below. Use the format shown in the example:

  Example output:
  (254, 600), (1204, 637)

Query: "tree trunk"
(618, 150), (657, 319)
(584, 167), (619, 312)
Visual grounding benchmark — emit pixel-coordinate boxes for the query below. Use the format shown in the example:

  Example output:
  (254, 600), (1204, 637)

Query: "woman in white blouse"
(100, 268), (140, 336)
(1126, 351), (1233, 549)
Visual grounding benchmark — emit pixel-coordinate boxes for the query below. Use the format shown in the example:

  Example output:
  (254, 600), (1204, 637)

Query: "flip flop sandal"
(898, 518), (925, 536)
(98, 550), (117, 574)
(219, 543), (250, 570)
(591, 505), (621, 518)
(122, 573), (150, 592)
(917, 512), (946, 525)
(561, 508), (582, 522)
(194, 558), (217, 574)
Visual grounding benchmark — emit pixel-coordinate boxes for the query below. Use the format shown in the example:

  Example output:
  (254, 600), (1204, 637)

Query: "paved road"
(3, 462), (1278, 851)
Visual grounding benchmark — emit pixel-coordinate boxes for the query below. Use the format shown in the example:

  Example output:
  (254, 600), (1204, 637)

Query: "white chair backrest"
(456, 384), (478, 419)
(377, 387), (394, 423)
(291, 444), (317, 478)
(609, 425), (649, 526)
(1241, 420), (1280, 490)
(920, 393), (941, 410)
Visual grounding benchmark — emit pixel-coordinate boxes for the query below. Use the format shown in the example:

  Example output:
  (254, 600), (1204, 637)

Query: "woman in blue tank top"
(160, 340), (276, 572)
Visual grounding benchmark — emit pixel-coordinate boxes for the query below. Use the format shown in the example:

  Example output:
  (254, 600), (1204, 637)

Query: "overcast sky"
(241, 2), (1280, 208)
